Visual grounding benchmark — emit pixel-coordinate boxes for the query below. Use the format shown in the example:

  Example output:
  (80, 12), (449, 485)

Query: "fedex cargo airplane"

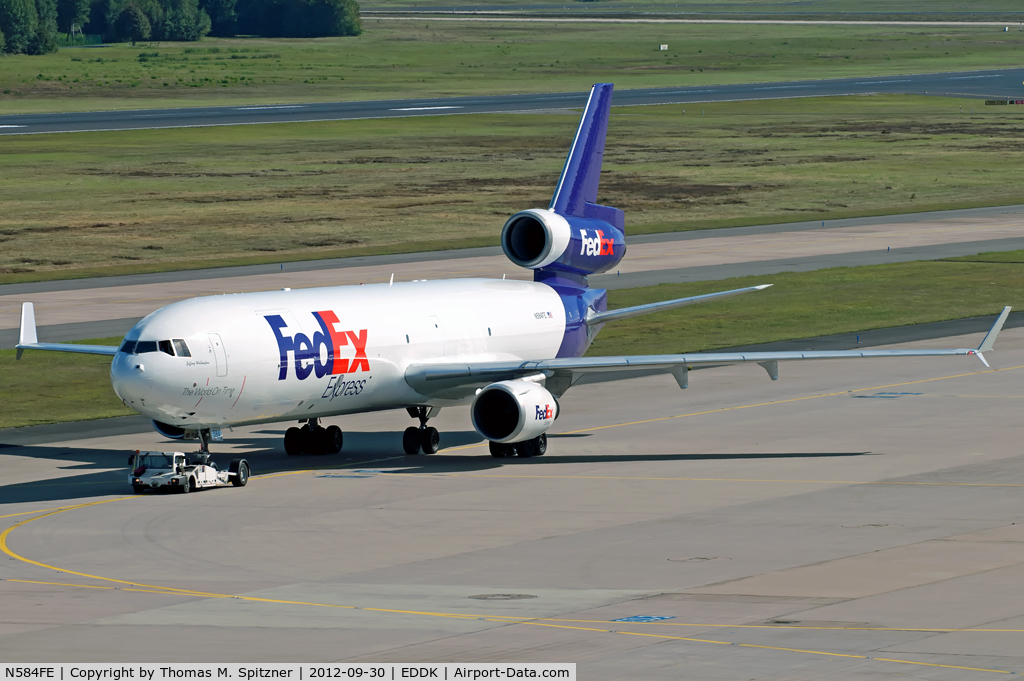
(16, 84), (1010, 459)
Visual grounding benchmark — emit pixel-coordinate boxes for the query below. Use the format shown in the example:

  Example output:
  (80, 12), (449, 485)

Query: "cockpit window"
(121, 338), (190, 356)
(135, 340), (158, 354)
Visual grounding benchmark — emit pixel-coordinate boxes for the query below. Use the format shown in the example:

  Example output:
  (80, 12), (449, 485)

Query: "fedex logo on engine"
(580, 228), (615, 256)
(264, 311), (368, 381)
(535, 404), (554, 421)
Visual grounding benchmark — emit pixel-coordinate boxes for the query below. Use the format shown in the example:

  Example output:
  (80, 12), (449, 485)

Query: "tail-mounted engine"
(470, 380), (559, 443)
(502, 208), (625, 276)
(502, 84), (625, 280)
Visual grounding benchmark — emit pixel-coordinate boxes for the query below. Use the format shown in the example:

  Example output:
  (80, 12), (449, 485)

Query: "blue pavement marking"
(612, 616), (676, 623)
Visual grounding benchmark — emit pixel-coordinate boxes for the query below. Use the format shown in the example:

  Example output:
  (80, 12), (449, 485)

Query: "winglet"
(978, 306), (1011, 353)
(549, 84), (622, 228)
(17, 302), (38, 360)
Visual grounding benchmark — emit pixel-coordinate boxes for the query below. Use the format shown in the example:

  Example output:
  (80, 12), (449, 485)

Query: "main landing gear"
(489, 434), (547, 458)
(403, 406), (441, 455)
(284, 418), (343, 456)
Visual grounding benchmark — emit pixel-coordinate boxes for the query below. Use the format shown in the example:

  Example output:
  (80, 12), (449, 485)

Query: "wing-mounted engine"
(470, 379), (559, 443)
(153, 419), (187, 439)
(502, 208), (625, 275)
(153, 419), (201, 441)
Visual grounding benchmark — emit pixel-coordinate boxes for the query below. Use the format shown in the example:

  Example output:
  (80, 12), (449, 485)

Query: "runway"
(1, 68), (1022, 135)
(3, 203), (1023, 348)
(2, 325), (1023, 675)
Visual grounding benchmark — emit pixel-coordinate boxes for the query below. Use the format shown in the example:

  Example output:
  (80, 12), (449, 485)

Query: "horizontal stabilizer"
(586, 284), (771, 326)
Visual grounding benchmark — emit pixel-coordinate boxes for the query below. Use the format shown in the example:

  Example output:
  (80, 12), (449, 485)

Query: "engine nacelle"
(502, 208), (625, 275)
(152, 420), (198, 440)
(152, 420), (186, 439)
(471, 380), (559, 444)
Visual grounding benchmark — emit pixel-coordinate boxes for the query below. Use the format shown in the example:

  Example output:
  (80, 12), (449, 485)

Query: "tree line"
(0, 0), (360, 53)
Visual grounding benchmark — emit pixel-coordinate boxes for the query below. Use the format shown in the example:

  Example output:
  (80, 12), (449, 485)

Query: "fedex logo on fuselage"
(264, 311), (368, 381)
(535, 404), (554, 421)
(580, 228), (615, 256)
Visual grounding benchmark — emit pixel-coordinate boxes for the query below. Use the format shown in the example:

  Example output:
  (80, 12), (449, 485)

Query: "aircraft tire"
(534, 434), (547, 456)
(230, 459), (249, 487)
(421, 427), (440, 454)
(311, 428), (329, 455)
(299, 424), (314, 453)
(489, 441), (513, 458)
(515, 439), (536, 458)
(132, 484), (145, 494)
(284, 427), (302, 456)
(326, 425), (343, 454)
(402, 427), (421, 455)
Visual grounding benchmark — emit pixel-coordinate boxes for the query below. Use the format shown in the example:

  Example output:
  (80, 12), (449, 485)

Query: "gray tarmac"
(2, 67), (1023, 135)
(2, 325), (1023, 676)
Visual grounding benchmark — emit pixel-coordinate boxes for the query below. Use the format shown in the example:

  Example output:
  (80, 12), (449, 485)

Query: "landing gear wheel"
(515, 439), (537, 458)
(489, 441), (514, 458)
(284, 427), (302, 456)
(132, 484), (145, 494)
(312, 428), (330, 455)
(421, 426), (440, 454)
(299, 424), (314, 453)
(229, 459), (249, 487)
(403, 426), (422, 455)
(326, 425), (343, 454)
(534, 433), (547, 456)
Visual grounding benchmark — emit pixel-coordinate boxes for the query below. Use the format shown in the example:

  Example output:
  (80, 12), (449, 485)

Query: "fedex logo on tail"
(535, 404), (554, 421)
(580, 228), (615, 256)
(264, 311), (368, 381)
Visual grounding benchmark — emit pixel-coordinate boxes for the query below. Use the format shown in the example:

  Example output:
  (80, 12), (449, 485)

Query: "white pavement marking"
(390, 106), (465, 111)
(235, 105), (307, 110)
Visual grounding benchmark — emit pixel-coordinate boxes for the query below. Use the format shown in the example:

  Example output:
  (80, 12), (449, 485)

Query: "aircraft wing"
(406, 306), (1011, 398)
(15, 302), (119, 359)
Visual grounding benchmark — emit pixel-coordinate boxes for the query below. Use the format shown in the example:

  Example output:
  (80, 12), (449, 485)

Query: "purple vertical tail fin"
(548, 83), (624, 230)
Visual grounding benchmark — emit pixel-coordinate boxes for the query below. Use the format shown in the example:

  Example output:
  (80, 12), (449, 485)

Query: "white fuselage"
(111, 278), (565, 429)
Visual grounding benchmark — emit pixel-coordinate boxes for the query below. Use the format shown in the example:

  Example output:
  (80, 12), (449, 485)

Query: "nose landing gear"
(403, 406), (441, 455)
(284, 419), (343, 456)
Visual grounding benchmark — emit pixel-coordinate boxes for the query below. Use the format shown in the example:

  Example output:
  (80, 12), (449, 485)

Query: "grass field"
(1, 20), (1023, 113)
(4, 251), (1023, 429)
(4, 95), (1024, 282)
(363, 0), (1024, 16)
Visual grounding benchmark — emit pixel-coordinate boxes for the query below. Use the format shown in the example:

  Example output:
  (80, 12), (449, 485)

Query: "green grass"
(2, 20), (1024, 113)
(0, 338), (133, 429)
(364, 0), (1024, 15)
(4, 95), (1024, 282)
(4, 252), (1023, 429)
(596, 253), (1024, 355)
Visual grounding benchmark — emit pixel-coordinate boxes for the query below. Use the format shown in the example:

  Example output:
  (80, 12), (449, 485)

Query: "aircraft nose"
(110, 348), (150, 406)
